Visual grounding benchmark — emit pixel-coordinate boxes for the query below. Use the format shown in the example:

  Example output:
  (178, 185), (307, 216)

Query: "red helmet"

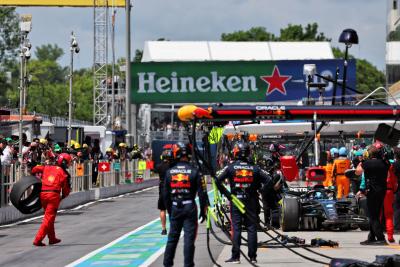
(57, 153), (72, 167)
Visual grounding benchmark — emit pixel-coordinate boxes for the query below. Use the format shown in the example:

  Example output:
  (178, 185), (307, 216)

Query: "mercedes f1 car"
(279, 185), (369, 231)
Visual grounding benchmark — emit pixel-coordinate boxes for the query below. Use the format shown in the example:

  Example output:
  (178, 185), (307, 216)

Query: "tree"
(134, 49), (143, 62)
(0, 7), (20, 65)
(221, 27), (277, 41)
(221, 23), (384, 96)
(35, 44), (64, 61)
(279, 23), (330, 41)
(333, 47), (385, 95)
(5, 44), (93, 121)
(0, 8), (20, 106)
(221, 24), (329, 42)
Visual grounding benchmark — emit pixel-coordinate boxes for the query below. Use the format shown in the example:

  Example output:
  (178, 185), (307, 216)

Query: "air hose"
(189, 121), (333, 266)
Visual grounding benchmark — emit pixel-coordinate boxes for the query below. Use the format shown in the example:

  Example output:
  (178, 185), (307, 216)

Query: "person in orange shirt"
(31, 153), (72, 246)
(332, 147), (351, 199)
(323, 150), (334, 187)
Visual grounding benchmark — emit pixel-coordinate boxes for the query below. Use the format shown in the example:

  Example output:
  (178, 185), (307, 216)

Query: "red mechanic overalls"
(32, 165), (70, 244)
(383, 164), (398, 241)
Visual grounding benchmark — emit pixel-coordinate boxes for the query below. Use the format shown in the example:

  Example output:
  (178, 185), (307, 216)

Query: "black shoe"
(161, 229), (167, 235)
(360, 240), (375, 245)
(360, 239), (387, 245)
(373, 240), (388, 245)
(250, 257), (257, 263)
(225, 258), (240, 264)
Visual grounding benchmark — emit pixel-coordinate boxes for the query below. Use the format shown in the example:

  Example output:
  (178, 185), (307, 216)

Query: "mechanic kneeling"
(217, 141), (273, 264)
(31, 153), (72, 246)
(163, 142), (208, 267)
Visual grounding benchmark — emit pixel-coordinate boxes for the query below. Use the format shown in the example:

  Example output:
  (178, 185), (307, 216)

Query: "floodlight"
(339, 29), (358, 46)
(303, 64), (317, 76)
(20, 14), (32, 33)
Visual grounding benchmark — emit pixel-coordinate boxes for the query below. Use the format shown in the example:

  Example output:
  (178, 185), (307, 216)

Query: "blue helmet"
(339, 147), (347, 156)
(330, 148), (339, 155)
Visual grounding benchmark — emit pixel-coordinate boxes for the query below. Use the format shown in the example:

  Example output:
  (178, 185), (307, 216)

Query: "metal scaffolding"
(93, 0), (109, 126)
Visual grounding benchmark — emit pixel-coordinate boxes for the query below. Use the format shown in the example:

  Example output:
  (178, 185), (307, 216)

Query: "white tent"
(142, 41), (335, 62)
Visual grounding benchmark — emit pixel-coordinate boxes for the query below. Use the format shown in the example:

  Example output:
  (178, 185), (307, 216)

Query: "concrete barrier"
(0, 178), (158, 225)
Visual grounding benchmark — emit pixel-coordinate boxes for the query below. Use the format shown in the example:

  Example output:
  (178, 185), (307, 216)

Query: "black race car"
(277, 185), (369, 231)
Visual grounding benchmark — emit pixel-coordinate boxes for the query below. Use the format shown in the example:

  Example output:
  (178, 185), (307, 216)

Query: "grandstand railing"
(0, 159), (152, 208)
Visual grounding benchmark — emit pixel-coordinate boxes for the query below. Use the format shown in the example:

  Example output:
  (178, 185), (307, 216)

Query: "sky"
(15, 0), (389, 71)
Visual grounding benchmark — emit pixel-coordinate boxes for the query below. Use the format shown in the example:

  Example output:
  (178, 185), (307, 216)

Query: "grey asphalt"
(1, 186), (400, 267)
(0, 187), (162, 267)
(216, 230), (400, 266)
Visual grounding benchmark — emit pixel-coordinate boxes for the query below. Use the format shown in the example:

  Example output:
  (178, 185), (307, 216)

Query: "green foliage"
(221, 26), (277, 41)
(0, 8), (20, 106)
(333, 47), (385, 94)
(222, 24), (384, 96)
(279, 23), (330, 41)
(0, 7), (20, 65)
(134, 49), (143, 62)
(5, 44), (93, 121)
(35, 44), (64, 61)
(221, 23), (329, 42)
(72, 69), (93, 121)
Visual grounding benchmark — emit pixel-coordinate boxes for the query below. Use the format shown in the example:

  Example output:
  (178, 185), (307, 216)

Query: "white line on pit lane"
(65, 217), (161, 267)
(67, 190), (214, 267)
(0, 186), (158, 228)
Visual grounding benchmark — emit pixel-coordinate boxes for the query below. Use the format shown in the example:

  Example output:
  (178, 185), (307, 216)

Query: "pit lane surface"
(1, 186), (400, 267)
(0, 186), (221, 267)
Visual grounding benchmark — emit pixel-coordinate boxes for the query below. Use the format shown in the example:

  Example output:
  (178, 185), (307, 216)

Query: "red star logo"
(260, 66), (291, 96)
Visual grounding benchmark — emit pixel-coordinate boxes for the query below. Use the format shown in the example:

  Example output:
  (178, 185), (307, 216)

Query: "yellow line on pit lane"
(318, 246), (339, 250)
(387, 244), (400, 250)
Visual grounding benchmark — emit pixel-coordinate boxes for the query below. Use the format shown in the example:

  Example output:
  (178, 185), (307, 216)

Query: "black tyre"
(271, 208), (280, 229)
(358, 197), (369, 231)
(280, 196), (300, 231)
(10, 176), (42, 214)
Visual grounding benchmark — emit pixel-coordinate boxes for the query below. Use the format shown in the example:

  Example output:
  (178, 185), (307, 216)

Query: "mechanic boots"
(33, 241), (46, 247)
(49, 238), (61, 245)
(225, 258), (240, 264)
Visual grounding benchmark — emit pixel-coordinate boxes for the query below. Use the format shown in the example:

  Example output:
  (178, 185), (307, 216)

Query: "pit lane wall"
(0, 160), (158, 225)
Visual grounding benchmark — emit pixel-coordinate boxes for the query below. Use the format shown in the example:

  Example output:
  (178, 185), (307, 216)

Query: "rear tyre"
(358, 197), (369, 231)
(271, 208), (281, 229)
(10, 176), (42, 214)
(281, 196), (300, 231)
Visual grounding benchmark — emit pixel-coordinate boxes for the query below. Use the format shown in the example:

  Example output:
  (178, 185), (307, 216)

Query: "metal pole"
(68, 32), (74, 147)
(125, 0), (135, 145)
(341, 45), (349, 105)
(306, 75), (311, 105)
(18, 34), (25, 167)
(313, 112), (319, 166)
(331, 67), (339, 105)
(111, 9), (116, 129)
(23, 55), (28, 115)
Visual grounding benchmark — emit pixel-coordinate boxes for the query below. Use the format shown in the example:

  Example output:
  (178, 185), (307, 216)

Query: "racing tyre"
(281, 196), (300, 231)
(358, 197), (369, 231)
(271, 209), (280, 229)
(10, 176), (42, 214)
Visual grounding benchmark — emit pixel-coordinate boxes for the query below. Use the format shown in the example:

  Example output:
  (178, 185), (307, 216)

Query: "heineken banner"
(131, 60), (356, 104)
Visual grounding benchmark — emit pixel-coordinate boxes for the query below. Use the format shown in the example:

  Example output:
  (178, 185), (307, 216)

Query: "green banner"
(113, 162), (121, 171)
(131, 61), (275, 104)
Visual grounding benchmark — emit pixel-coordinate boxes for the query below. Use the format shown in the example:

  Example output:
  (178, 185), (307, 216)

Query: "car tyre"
(281, 196), (300, 231)
(10, 176), (42, 214)
(358, 197), (369, 231)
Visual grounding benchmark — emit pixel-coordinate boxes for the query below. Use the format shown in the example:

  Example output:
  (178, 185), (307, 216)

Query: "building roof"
(141, 41), (335, 62)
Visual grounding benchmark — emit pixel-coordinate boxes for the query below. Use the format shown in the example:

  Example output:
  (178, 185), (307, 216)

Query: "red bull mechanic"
(216, 141), (272, 264)
(163, 142), (208, 267)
